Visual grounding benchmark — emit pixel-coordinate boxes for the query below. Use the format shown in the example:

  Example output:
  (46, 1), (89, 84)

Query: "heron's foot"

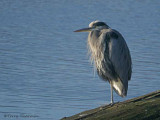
(109, 101), (120, 106)
(109, 102), (114, 106)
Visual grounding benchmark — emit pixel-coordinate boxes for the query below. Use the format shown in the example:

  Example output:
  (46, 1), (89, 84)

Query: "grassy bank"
(61, 90), (160, 120)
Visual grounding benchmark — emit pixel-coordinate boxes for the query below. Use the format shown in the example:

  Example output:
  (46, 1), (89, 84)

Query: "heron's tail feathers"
(112, 78), (128, 97)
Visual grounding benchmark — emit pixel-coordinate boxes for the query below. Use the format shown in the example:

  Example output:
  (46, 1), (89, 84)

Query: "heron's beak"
(74, 27), (94, 32)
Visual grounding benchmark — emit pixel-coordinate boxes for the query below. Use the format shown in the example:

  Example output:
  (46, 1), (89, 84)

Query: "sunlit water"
(0, 0), (160, 120)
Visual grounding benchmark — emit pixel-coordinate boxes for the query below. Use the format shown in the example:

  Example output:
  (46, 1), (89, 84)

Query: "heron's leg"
(110, 83), (114, 104)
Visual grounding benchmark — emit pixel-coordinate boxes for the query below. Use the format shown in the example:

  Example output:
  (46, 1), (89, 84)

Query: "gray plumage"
(74, 20), (132, 104)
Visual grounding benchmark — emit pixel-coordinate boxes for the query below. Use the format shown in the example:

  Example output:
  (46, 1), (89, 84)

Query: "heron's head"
(74, 20), (109, 32)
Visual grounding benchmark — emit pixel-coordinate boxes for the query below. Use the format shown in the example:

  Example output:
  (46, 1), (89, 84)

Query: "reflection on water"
(0, 0), (160, 119)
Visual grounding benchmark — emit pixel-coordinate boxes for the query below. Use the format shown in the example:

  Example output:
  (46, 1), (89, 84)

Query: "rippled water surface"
(0, 0), (160, 120)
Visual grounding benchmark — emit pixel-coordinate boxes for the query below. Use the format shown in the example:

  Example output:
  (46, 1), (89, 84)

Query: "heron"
(74, 20), (132, 104)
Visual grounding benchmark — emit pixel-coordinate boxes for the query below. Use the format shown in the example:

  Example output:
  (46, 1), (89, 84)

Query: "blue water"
(0, 0), (160, 120)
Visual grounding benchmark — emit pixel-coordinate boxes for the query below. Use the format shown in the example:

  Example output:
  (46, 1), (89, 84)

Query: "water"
(0, 0), (160, 120)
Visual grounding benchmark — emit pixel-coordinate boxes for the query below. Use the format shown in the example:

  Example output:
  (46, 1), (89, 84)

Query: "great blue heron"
(74, 20), (132, 104)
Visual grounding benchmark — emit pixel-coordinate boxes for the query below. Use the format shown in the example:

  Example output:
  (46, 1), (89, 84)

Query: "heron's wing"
(104, 29), (132, 82)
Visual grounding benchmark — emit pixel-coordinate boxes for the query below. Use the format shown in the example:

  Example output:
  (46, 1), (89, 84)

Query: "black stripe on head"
(92, 22), (107, 27)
